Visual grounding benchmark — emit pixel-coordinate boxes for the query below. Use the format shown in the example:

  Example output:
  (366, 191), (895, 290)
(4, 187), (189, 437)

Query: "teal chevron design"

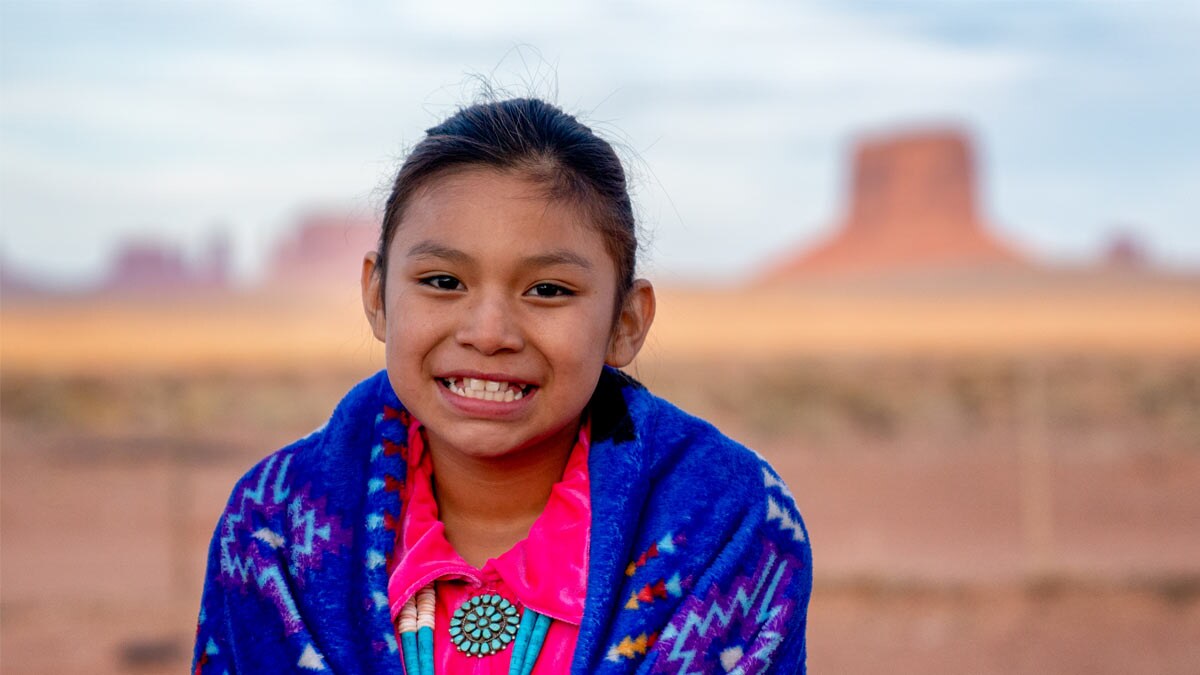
(288, 498), (332, 558)
(257, 565), (303, 634)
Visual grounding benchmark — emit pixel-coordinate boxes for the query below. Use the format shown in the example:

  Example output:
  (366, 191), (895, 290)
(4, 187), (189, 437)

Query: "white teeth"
(443, 377), (527, 402)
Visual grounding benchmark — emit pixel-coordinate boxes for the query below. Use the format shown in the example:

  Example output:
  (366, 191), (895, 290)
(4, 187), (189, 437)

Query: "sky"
(2, 0), (1197, 287)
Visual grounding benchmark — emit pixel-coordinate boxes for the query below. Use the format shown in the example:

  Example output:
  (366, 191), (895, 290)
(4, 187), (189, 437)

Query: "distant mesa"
(102, 232), (230, 294)
(1, 213), (381, 300)
(265, 212), (379, 290)
(762, 128), (1025, 281)
(0, 256), (48, 297)
(1103, 230), (1147, 268)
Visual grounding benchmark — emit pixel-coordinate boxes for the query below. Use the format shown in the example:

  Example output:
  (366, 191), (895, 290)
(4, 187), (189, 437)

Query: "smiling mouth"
(439, 377), (535, 402)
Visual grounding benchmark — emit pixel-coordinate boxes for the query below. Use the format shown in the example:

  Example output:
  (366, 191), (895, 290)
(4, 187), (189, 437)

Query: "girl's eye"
(419, 275), (463, 291)
(527, 283), (574, 298)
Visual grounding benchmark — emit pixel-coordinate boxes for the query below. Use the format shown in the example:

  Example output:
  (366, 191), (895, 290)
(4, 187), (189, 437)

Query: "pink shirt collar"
(387, 418), (592, 626)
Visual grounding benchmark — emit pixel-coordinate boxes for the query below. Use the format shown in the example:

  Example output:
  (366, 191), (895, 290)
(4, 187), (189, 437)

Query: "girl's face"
(362, 168), (653, 464)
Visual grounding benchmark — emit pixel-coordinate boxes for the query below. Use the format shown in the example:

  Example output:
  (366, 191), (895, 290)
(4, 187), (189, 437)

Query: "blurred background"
(2, 1), (1198, 673)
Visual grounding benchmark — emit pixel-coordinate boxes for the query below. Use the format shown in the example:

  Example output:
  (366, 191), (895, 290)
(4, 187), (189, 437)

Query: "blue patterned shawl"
(194, 367), (811, 673)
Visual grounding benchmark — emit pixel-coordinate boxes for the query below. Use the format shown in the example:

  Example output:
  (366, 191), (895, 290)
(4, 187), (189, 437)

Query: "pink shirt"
(387, 419), (591, 674)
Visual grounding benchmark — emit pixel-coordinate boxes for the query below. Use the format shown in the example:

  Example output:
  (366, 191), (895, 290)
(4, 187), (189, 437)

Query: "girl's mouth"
(438, 377), (536, 403)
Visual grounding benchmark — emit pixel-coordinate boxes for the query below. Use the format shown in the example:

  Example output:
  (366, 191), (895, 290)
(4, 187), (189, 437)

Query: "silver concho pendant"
(448, 593), (520, 657)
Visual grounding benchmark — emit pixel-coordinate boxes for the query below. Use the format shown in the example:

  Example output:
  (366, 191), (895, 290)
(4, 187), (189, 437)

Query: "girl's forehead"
(396, 168), (608, 255)
(413, 167), (565, 212)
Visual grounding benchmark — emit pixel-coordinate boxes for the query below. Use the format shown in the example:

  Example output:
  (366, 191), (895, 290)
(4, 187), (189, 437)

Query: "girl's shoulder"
(582, 369), (811, 673)
(595, 367), (786, 477)
(592, 367), (809, 544)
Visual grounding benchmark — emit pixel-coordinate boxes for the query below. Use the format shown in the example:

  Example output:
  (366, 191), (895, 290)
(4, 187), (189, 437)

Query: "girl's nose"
(455, 292), (524, 355)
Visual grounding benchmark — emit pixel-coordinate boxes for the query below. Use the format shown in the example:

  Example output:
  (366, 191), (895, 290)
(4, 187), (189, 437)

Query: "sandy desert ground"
(3, 272), (1199, 673)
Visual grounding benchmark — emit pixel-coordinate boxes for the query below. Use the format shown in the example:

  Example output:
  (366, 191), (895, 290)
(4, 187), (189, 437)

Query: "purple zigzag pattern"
(651, 538), (798, 674)
(286, 484), (353, 586)
(216, 450), (351, 634)
(218, 453), (291, 586)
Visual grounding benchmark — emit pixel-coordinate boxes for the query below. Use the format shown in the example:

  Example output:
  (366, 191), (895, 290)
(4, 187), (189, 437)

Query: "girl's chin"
(425, 422), (579, 464)
(424, 422), (523, 451)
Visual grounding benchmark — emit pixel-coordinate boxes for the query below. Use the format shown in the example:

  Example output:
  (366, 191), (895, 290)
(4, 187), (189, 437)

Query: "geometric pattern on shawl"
(194, 367), (811, 674)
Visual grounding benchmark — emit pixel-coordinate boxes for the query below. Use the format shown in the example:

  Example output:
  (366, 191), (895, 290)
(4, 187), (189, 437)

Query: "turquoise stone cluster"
(449, 594), (520, 656)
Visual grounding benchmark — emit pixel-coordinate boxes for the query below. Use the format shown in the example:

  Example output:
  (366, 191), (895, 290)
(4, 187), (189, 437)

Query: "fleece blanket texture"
(193, 367), (812, 674)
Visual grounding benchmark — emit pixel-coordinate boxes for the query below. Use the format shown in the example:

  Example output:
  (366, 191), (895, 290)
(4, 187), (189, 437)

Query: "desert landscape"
(3, 130), (1199, 674)
(3, 274), (1199, 674)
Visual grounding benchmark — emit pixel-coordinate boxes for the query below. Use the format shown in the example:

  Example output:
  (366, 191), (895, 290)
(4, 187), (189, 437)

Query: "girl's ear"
(606, 279), (656, 368)
(361, 252), (387, 342)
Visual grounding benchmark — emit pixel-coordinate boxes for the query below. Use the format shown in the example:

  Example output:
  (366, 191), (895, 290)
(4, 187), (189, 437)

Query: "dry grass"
(4, 271), (1199, 375)
(1, 291), (382, 374)
(647, 281), (1200, 359)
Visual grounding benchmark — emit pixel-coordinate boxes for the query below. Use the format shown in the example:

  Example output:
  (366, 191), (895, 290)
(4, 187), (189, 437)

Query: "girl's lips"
(437, 376), (535, 402)
(435, 377), (537, 418)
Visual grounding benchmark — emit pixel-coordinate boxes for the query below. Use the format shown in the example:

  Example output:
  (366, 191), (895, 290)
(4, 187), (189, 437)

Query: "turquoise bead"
(399, 630), (419, 675)
(417, 626), (434, 675)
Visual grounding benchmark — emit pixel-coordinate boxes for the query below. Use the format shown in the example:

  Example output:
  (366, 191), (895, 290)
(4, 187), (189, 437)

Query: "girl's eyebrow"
(520, 250), (593, 270)
(407, 241), (592, 271)
(407, 241), (471, 263)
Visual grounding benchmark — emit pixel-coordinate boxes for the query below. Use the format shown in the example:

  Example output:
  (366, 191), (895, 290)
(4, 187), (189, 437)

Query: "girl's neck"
(427, 420), (579, 569)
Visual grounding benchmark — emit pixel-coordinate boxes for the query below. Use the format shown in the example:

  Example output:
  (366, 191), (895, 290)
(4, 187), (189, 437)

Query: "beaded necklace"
(396, 583), (552, 675)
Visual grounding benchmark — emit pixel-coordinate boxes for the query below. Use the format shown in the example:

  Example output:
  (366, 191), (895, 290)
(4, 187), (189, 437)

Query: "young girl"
(193, 98), (811, 674)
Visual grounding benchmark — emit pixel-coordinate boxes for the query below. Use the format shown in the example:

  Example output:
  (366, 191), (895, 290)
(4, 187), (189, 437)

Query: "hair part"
(376, 98), (638, 319)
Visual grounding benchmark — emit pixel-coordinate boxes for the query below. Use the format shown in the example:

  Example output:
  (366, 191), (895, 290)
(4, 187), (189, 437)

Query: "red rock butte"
(266, 213), (379, 289)
(763, 128), (1024, 280)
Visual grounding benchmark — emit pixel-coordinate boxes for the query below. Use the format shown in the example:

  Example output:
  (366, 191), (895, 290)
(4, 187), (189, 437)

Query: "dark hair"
(376, 98), (637, 313)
